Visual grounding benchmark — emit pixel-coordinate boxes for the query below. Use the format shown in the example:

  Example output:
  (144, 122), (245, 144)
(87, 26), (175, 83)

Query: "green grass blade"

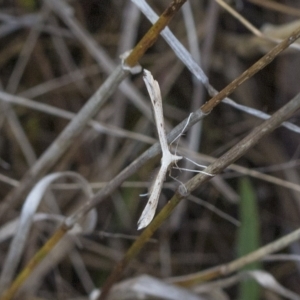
(237, 177), (261, 300)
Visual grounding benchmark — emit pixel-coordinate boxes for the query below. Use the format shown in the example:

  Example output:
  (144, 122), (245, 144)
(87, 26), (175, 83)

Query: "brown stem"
(0, 225), (69, 300)
(171, 225), (300, 286)
(125, 0), (187, 67)
(98, 92), (300, 299)
(0, 1), (187, 300)
(201, 26), (300, 113)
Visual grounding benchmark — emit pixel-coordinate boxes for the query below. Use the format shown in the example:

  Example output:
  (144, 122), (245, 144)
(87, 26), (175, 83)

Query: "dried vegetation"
(1, 0), (300, 299)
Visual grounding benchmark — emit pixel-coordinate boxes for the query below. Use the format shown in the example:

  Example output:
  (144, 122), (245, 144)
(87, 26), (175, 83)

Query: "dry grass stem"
(97, 91), (300, 299)
(1, 1), (300, 299)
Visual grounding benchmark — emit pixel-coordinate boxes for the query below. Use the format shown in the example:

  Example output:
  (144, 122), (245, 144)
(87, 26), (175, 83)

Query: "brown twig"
(2, 4), (300, 300)
(247, 0), (300, 18)
(124, 0), (187, 67)
(0, 1), (187, 300)
(95, 28), (300, 297)
(0, 225), (69, 300)
(98, 92), (300, 299)
(201, 26), (300, 113)
(170, 224), (300, 286)
(0, 0), (187, 220)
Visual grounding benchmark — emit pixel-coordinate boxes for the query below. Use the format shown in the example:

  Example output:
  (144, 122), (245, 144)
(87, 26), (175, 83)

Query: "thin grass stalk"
(0, 225), (68, 300)
(170, 226), (300, 286)
(76, 24), (300, 230)
(98, 93), (300, 300)
(135, 0), (300, 132)
(200, 26), (300, 113)
(0, 1), (187, 299)
(4, 26), (300, 300)
(0, 0), (188, 220)
(0, 91), (155, 144)
(2, 2), (300, 298)
(1, 5), (51, 167)
(47, 0), (153, 120)
(0, 65), (128, 219)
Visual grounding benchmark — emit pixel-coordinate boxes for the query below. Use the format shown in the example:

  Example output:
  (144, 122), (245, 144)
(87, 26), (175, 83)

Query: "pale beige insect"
(138, 70), (182, 230)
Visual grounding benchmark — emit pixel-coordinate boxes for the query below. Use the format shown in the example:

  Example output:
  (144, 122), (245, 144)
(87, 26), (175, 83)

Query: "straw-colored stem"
(99, 91), (300, 299)
(200, 26), (300, 113)
(98, 193), (183, 300)
(125, 0), (187, 67)
(171, 226), (300, 286)
(0, 1), (187, 300)
(0, 224), (68, 300)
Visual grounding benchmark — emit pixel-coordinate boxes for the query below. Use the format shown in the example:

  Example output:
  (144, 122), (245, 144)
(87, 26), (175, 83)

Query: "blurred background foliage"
(1, 0), (300, 299)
